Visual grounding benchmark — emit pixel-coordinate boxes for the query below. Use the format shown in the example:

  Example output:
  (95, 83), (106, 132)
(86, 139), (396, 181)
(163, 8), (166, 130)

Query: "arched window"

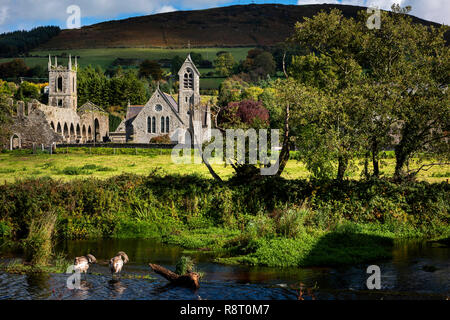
(183, 68), (194, 89)
(57, 76), (63, 92)
(147, 116), (151, 133)
(160, 116), (165, 133)
(166, 117), (170, 133)
(50, 122), (55, 130)
(152, 117), (156, 134)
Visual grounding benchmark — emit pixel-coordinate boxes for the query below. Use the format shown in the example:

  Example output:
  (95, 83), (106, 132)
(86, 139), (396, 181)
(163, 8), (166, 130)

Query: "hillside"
(39, 4), (447, 50)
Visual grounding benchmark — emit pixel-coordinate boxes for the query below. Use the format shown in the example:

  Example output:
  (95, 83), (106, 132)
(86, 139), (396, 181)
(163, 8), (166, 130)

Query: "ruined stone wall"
(6, 102), (63, 149)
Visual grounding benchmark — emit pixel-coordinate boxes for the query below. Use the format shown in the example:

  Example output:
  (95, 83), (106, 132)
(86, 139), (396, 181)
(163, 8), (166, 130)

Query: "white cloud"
(0, 0), (234, 32)
(297, 0), (449, 24)
(156, 5), (177, 14)
(0, 6), (8, 25)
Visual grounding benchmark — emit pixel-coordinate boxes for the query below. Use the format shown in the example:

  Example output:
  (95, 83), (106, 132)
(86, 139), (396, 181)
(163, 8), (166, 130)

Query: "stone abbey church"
(8, 55), (109, 149)
(8, 54), (210, 149)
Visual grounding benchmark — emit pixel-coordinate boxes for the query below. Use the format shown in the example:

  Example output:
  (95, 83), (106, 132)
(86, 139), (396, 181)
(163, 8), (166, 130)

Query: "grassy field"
(0, 149), (448, 183)
(0, 47), (253, 70)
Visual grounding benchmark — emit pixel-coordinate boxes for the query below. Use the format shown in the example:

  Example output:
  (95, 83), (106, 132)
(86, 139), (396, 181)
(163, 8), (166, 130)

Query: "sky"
(0, 0), (448, 33)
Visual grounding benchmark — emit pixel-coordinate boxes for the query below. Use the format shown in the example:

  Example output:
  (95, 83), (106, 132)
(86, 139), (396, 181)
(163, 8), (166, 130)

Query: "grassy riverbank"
(0, 173), (448, 268)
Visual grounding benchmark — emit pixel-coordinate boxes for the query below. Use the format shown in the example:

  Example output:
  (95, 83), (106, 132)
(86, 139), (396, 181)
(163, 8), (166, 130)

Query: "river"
(0, 239), (448, 300)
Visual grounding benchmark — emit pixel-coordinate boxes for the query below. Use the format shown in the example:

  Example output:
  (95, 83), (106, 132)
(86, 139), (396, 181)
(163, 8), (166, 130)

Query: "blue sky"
(0, 0), (448, 33)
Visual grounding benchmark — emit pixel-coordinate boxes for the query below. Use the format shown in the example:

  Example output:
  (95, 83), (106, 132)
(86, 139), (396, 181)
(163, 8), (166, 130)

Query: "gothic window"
(166, 117), (170, 133)
(73, 77), (75, 92)
(58, 99), (63, 107)
(57, 76), (63, 92)
(183, 68), (194, 89)
(160, 116), (165, 133)
(152, 117), (156, 133)
(147, 116), (151, 133)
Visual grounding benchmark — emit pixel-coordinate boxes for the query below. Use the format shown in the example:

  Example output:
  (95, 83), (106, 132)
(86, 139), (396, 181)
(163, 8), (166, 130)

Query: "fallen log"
(149, 263), (200, 289)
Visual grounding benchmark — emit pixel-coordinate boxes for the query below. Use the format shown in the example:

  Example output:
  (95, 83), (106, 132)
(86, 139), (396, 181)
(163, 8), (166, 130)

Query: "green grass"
(1, 47), (253, 70)
(0, 150), (447, 183)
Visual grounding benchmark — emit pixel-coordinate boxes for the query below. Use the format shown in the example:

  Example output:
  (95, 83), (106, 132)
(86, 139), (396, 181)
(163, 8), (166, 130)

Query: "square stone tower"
(48, 55), (77, 111)
(178, 54), (200, 124)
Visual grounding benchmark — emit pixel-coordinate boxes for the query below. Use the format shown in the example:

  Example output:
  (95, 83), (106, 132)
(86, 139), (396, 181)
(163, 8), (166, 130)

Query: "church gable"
(131, 89), (184, 142)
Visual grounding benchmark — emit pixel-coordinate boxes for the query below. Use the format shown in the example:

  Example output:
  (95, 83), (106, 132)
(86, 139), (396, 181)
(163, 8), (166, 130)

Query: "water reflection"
(26, 273), (51, 299)
(0, 239), (448, 300)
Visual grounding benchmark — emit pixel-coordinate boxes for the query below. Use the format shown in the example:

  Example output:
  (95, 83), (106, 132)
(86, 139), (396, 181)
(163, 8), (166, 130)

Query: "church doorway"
(10, 134), (21, 150)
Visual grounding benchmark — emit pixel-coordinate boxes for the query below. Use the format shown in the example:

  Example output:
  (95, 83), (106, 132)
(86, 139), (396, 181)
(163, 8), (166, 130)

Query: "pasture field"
(0, 149), (448, 183)
(1, 47), (253, 70)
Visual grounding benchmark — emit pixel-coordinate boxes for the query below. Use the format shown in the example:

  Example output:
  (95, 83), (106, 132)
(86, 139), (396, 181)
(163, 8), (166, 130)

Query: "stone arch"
(57, 76), (63, 92)
(50, 121), (55, 131)
(160, 116), (165, 133)
(152, 116), (156, 134)
(88, 126), (92, 141)
(57, 122), (62, 134)
(70, 123), (75, 142)
(184, 68), (194, 89)
(82, 125), (86, 142)
(10, 133), (21, 150)
(147, 116), (151, 133)
(76, 124), (81, 142)
(63, 123), (69, 141)
(94, 118), (100, 142)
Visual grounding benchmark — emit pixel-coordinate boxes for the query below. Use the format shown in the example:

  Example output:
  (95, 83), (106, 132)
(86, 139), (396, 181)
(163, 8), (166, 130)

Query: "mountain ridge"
(38, 4), (448, 50)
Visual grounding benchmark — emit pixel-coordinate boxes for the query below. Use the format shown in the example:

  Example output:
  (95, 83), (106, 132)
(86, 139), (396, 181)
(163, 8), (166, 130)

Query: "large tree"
(288, 6), (449, 181)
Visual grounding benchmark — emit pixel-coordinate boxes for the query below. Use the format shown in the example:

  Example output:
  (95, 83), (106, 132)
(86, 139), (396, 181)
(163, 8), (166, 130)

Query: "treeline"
(77, 66), (151, 110)
(0, 26), (61, 57)
(0, 59), (47, 81)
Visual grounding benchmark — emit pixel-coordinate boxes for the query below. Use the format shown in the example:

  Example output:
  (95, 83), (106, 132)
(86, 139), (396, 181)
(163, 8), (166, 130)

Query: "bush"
(21, 210), (57, 266)
(276, 208), (308, 239)
(150, 134), (172, 144)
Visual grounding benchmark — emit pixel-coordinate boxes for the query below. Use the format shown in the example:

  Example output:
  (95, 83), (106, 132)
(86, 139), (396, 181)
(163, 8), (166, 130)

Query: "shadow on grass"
(303, 229), (394, 267)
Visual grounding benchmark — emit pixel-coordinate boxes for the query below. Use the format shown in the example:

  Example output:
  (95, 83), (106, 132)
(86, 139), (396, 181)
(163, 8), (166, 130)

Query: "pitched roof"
(126, 106), (144, 120)
(163, 93), (178, 111)
(178, 54), (200, 76)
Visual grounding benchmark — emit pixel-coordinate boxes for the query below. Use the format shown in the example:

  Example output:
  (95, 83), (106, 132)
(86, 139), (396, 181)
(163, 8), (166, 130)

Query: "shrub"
(150, 134), (171, 144)
(276, 208), (308, 239)
(21, 210), (57, 266)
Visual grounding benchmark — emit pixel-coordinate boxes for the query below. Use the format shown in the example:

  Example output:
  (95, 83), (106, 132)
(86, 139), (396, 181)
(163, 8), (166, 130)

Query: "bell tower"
(178, 54), (200, 124)
(48, 54), (77, 110)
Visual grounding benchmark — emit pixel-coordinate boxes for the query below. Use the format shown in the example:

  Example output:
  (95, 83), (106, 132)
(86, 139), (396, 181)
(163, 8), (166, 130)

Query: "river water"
(0, 239), (448, 300)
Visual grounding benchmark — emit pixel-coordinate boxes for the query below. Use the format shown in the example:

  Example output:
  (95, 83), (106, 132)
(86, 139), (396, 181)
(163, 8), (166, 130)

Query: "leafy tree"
(139, 60), (163, 81)
(189, 52), (203, 66)
(0, 59), (29, 80)
(0, 94), (13, 148)
(358, 6), (449, 180)
(290, 9), (365, 181)
(170, 56), (185, 75)
(217, 77), (249, 107)
(219, 100), (269, 129)
(241, 86), (264, 101)
(253, 52), (276, 77)
(214, 53), (235, 77)
(16, 81), (40, 100)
